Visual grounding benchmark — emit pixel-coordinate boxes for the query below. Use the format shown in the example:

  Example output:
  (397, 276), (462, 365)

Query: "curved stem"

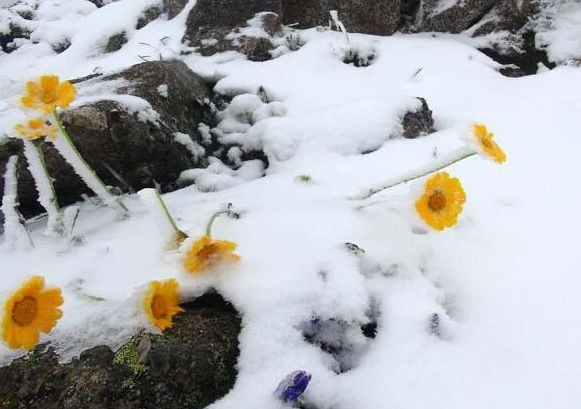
(153, 187), (187, 241)
(205, 210), (230, 236)
(351, 146), (477, 201)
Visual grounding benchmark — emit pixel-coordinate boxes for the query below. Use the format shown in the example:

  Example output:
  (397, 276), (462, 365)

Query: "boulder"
(282, 0), (401, 35)
(0, 60), (215, 217)
(0, 21), (30, 54)
(0, 293), (241, 409)
(415, 0), (498, 34)
(163, 0), (190, 19)
(401, 97), (434, 139)
(183, 0), (284, 60)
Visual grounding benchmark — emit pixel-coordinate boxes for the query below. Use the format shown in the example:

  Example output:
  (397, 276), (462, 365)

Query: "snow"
(21, 139), (63, 236)
(536, 1), (581, 64)
(1, 1), (581, 408)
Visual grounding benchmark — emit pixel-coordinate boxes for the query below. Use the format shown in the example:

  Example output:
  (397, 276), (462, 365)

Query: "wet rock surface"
(0, 293), (241, 409)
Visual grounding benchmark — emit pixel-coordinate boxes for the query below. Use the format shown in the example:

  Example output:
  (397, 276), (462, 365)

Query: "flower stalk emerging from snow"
(2, 156), (34, 249)
(352, 123), (506, 201)
(352, 145), (476, 200)
(1, 276), (64, 350)
(21, 139), (63, 236)
(330, 10), (350, 46)
(51, 109), (128, 216)
(142, 279), (184, 332)
(138, 188), (188, 247)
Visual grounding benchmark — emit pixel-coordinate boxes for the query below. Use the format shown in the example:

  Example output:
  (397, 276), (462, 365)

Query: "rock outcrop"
(0, 293), (241, 409)
(283, 0), (401, 35)
(183, 0), (284, 60)
(401, 97), (434, 139)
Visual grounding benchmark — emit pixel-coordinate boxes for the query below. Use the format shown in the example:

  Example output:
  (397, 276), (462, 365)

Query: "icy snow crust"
(1, 1), (581, 408)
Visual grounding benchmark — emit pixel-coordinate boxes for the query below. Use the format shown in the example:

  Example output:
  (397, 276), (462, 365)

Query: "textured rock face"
(401, 97), (434, 139)
(0, 60), (214, 217)
(183, 0), (283, 59)
(283, 0), (401, 35)
(0, 293), (241, 409)
(163, 0), (190, 19)
(0, 21), (30, 54)
(416, 0), (498, 34)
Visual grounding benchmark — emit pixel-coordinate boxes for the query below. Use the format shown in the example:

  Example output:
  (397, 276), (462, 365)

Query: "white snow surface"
(1, 1), (581, 408)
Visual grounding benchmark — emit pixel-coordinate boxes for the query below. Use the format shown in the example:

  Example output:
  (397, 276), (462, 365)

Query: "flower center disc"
(12, 296), (38, 327)
(198, 244), (219, 261)
(481, 137), (493, 149)
(151, 295), (168, 320)
(428, 190), (447, 212)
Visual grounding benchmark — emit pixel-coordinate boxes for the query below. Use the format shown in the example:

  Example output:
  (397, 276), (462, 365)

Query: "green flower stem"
(153, 187), (187, 242)
(205, 210), (231, 236)
(52, 110), (128, 214)
(351, 146), (477, 201)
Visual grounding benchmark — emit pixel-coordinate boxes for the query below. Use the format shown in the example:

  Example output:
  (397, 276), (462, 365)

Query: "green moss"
(113, 337), (148, 377)
(295, 174), (313, 183)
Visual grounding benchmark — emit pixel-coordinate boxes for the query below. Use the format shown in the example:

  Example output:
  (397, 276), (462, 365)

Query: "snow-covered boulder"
(0, 293), (241, 409)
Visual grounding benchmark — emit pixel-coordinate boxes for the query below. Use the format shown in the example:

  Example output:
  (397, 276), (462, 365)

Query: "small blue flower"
(275, 370), (312, 403)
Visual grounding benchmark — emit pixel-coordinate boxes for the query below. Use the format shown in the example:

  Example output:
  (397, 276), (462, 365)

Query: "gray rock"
(416, 0), (498, 34)
(0, 60), (215, 218)
(183, 0), (283, 60)
(103, 32), (128, 53)
(163, 0), (190, 19)
(0, 293), (241, 409)
(0, 21), (31, 54)
(282, 0), (401, 35)
(136, 6), (163, 30)
(401, 97), (434, 139)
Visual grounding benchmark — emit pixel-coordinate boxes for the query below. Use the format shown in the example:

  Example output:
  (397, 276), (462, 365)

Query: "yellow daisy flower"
(468, 123), (506, 164)
(21, 75), (77, 114)
(1, 276), (64, 350)
(142, 279), (184, 331)
(415, 172), (466, 231)
(183, 235), (240, 274)
(14, 117), (59, 141)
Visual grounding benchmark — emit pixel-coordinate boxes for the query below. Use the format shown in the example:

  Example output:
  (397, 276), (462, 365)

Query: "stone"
(0, 60), (215, 218)
(416, 0), (497, 34)
(103, 32), (127, 53)
(183, 0), (283, 60)
(0, 293), (241, 409)
(0, 21), (31, 54)
(401, 97), (434, 139)
(282, 0), (401, 35)
(163, 0), (190, 19)
(479, 30), (556, 76)
(136, 6), (163, 30)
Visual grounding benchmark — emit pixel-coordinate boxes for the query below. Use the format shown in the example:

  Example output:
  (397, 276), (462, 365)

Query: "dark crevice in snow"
(479, 31), (556, 76)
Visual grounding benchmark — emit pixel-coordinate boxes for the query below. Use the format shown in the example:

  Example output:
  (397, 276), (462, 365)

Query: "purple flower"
(275, 370), (312, 403)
